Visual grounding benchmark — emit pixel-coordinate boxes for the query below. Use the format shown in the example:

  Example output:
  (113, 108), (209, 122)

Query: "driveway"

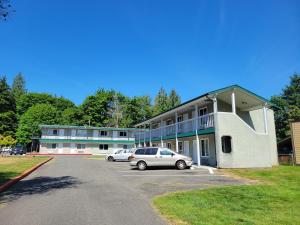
(0, 156), (242, 225)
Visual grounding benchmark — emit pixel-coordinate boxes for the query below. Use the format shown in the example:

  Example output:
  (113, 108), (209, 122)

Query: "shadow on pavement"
(0, 176), (82, 203)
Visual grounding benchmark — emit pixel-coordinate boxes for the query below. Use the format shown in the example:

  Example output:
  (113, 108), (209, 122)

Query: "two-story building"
(39, 125), (137, 154)
(134, 85), (278, 168)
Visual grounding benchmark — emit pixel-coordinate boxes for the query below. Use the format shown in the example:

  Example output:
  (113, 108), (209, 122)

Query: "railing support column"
(143, 124), (146, 147)
(263, 104), (268, 134)
(175, 112), (179, 152)
(138, 126), (141, 147)
(149, 122), (152, 147)
(231, 90), (236, 114)
(195, 105), (201, 166)
(160, 118), (163, 147)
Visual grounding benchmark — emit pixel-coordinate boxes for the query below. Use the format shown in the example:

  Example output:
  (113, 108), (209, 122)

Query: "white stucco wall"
(215, 110), (278, 168)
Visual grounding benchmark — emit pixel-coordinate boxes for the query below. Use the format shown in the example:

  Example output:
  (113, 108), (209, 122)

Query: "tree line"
(0, 74), (181, 148)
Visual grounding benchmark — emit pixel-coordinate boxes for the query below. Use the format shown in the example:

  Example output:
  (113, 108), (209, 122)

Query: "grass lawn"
(153, 166), (300, 225)
(0, 156), (51, 185)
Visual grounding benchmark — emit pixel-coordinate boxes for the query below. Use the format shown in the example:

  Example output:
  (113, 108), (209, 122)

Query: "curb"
(0, 157), (54, 193)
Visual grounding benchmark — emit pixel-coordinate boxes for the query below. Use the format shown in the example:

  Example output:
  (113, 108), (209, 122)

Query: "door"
(158, 148), (176, 166)
(178, 141), (183, 154)
(184, 141), (190, 157)
(193, 140), (198, 163)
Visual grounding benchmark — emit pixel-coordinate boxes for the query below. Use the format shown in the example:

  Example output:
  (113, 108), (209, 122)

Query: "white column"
(138, 127), (141, 147)
(263, 105), (268, 134)
(144, 125), (147, 147)
(149, 122), (152, 147)
(175, 112), (179, 152)
(213, 96), (218, 113)
(231, 90), (236, 114)
(160, 118), (163, 147)
(195, 105), (201, 166)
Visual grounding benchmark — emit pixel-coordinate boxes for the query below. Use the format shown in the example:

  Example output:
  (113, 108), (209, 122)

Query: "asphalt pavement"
(0, 156), (241, 225)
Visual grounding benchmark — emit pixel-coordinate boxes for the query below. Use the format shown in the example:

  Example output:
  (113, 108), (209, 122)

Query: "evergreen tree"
(271, 73), (300, 140)
(0, 76), (17, 136)
(154, 87), (169, 115)
(12, 72), (26, 101)
(168, 89), (181, 108)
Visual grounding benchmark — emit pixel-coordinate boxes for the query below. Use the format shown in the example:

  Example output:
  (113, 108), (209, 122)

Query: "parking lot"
(0, 156), (242, 225)
(105, 161), (243, 198)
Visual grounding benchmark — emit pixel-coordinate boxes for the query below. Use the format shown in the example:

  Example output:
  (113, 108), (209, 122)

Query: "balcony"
(135, 113), (214, 141)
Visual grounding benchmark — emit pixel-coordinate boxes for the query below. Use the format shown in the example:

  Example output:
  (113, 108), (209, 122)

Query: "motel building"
(39, 125), (137, 154)
(134, 85), (278, 168)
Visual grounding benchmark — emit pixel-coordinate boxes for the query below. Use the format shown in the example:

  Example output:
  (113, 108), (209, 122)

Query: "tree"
(0, 135), (16, 147)
(17, 93), (75, 116)
(0, 76), (17, 136)
(108, 93), (125, 128)
(122, 96), (153, 126)
(60, 107), (83, 126)
(168, 89), (181, 108)
(16, 104), (59, 145)
(79, 89), (114, 127)
(153, 87), (169, 115)
(271, 73), (300, 140)
(12, 72), (26, 101)
(0, 0), (14, 21)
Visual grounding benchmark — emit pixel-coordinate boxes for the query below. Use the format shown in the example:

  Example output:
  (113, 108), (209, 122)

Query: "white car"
(1, 147), (12, 153)
(106, 149), (134, 161)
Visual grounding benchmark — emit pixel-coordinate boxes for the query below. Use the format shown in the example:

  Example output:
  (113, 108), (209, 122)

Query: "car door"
(120, 149), (130, 160)
(158, 148), (177, 166)
(114, 150), (123, 160)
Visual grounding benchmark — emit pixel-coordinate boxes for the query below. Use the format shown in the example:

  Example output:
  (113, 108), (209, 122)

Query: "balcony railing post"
(160, 118), (163, 147)
(175, 112), (178, 152)
(149, 122), (152, 147)
(195, 105), (201, 166)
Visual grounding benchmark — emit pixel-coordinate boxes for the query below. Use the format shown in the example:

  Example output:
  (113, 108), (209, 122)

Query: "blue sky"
(1, 0), (300, 105)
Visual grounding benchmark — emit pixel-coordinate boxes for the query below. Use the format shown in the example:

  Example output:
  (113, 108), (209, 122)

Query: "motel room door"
(184, 141), (190, 157)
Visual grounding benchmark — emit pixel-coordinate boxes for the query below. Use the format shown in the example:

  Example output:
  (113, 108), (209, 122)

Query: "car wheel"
(137, 161), (147, 171)
(176, 160), (187, 170)
(107, 156), (114, 162)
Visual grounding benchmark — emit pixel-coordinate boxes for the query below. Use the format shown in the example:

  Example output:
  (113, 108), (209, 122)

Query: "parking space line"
(121, 174), (225, 177)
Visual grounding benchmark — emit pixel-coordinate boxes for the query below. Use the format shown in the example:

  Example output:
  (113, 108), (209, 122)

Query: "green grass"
(153, 166), (300, 225)
(0, 156), (51, 185)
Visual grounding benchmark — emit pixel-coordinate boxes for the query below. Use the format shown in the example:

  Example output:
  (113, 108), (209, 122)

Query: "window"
(200, 139), (209, 157)
(77, 144), (85, 149)
(123, 145), (128, 149)
(177, 115), (183, 122)
(160, 149), (173, 156)
(99, 144), (109, 150)
(120, 131), (127, 137)
(166, 119), (173, 125)
(222, 136), (232, 153)
(145, 148), (158, 155)
(166, 143), (172, 149)
(100, 131), (107, 136)
(198, 107), (208, 117)
(52, 129), (58, 135)
(76, 129), (87, 137)
(135, 148), (146, 155)
(47, 143), (57, 149)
